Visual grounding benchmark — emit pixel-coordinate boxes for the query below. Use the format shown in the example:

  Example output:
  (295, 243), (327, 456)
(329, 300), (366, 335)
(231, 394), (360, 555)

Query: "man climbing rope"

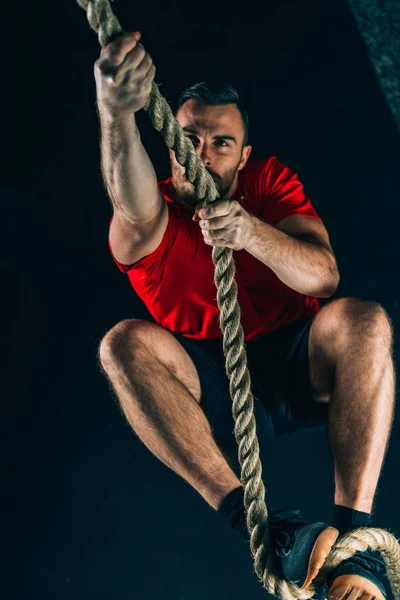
(96, 31), (395, 599)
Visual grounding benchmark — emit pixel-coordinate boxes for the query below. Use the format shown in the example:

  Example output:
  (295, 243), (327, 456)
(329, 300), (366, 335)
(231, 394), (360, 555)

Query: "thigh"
(169, 331), (277, 478)
(102, 319), (203, 406)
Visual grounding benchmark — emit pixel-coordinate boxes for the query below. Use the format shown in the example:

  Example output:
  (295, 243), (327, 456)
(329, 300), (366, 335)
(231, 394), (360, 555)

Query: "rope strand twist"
(76, 1), (400, 597)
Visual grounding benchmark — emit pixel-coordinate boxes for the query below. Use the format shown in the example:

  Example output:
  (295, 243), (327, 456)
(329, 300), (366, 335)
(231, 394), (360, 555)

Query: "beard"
(170, 160), (242, 208)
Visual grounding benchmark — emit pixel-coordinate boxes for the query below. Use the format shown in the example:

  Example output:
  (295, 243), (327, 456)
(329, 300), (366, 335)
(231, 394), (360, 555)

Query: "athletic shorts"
(169, 316), (329, 477)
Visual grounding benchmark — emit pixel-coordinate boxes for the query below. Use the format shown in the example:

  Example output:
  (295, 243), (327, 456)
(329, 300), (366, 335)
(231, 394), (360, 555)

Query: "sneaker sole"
(327, 574), (386, 599)
(299, 526), (339, 590)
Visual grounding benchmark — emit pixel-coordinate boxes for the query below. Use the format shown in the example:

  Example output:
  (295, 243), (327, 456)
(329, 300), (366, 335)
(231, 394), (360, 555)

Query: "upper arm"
(109, 191), (168, 267)
(276, 214), (335, 255)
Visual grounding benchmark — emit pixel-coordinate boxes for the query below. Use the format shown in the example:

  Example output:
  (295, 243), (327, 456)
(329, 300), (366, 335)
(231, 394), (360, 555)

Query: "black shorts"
(170, 316), (329, 477)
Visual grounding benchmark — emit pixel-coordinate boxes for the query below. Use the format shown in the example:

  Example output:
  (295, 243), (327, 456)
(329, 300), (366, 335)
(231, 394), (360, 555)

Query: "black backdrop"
(3, 0), (400, 598)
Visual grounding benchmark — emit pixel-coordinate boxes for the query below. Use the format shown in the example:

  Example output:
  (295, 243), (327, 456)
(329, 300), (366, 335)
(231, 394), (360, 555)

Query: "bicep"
(109, 193), (168, 266)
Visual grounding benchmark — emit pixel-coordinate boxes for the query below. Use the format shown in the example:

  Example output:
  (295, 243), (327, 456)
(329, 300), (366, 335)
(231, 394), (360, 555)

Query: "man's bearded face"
(169, 100), (251, 207)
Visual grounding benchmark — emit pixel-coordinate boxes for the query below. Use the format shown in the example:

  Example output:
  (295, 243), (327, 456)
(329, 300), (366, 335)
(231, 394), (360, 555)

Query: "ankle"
(333, 504), (373, 535)
(335, 495), (373, 513)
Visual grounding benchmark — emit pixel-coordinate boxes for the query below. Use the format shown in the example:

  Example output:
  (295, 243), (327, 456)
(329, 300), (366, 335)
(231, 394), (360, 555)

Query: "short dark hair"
(174, 81), (249, 147)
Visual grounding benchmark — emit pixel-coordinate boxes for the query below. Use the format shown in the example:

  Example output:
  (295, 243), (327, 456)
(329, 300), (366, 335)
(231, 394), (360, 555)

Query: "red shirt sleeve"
(260, 157), (322, 226)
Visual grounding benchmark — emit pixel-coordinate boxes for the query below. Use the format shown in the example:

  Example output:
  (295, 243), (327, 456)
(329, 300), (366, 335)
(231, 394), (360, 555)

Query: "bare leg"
(99, 319), (241, 510)
(309, 298), (396, 514)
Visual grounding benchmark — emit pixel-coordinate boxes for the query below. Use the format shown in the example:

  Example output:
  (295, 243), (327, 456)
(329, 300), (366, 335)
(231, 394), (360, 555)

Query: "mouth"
(208, 174), (220, 187)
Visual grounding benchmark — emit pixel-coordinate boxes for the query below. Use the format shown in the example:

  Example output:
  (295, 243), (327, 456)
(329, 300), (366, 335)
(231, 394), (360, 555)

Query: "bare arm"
(194, 202), (339, 298)
(99, 108), (167, 264)
(246, 214), (339, 297)
(95, 32), (168, 265)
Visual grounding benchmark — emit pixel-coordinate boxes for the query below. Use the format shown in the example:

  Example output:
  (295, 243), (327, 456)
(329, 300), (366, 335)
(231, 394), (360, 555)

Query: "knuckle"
(96, 57), (108, 73)
(136, 44), (146, 60)
(104, 45), (121, 64)
(94, 58), (102, 74)
(146, 64), (155, 79)
(108, 33), (130, 53)
(106, 43), (118, 56)
(97, 55), (118, 76)
(105, 73), (118, 87)
(123, 32), (136, 42)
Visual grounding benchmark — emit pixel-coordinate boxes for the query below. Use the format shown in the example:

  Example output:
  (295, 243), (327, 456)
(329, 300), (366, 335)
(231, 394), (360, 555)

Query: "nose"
(198, 144), (212, 166)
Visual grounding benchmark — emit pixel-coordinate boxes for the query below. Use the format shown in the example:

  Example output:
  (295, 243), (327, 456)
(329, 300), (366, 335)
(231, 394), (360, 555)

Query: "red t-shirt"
(108, 157), (321, 340)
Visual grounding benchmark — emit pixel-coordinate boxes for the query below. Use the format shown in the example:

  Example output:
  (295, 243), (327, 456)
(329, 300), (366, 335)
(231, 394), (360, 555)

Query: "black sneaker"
(268, 507), (339, 590)
(326, 547), (389, 599)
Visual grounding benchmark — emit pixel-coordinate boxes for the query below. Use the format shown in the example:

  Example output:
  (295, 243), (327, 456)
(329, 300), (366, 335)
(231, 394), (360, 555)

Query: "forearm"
(245, 215), (339, 298)
(98, 106), (160, 222)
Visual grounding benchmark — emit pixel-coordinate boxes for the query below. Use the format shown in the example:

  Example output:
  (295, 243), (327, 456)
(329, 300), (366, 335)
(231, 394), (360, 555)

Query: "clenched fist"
(94, 31), (156, 116)
(193, 199), (255, 251)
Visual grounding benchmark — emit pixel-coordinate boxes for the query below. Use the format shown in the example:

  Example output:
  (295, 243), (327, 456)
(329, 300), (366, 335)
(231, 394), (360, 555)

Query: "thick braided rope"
(76, 1), (400, 597)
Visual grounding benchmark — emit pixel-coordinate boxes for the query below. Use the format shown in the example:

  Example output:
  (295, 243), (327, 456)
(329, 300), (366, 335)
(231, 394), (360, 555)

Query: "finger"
(199, 215), (234, 230)
(192, 203), (205, 220)
(100, 31), (141, 69)
(113, 45), (150, 85)
(124, 41), (149, 66)
(204, 237), (227, 247)
(198, 199), (231, 220)
(203, 227), (230, 240)
(140, 63), (156, 89)
(133, 52), (154, 78)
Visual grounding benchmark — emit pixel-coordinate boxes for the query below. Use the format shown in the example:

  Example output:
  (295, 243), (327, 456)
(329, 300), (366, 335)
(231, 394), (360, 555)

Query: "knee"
(98, 319), (154, 368)
(331, 297), (393, 347)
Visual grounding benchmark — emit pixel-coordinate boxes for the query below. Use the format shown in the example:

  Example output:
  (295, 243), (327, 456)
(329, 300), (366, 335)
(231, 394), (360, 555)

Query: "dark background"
(3, 0), (400, 598)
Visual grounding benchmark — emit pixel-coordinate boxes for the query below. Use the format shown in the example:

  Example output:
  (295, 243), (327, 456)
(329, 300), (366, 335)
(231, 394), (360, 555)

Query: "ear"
(238, 145), (252, 171)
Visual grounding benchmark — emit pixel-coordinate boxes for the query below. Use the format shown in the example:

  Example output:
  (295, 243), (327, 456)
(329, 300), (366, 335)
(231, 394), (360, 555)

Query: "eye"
(187, 135), (198, 146)
(216, 140), (228, 147)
